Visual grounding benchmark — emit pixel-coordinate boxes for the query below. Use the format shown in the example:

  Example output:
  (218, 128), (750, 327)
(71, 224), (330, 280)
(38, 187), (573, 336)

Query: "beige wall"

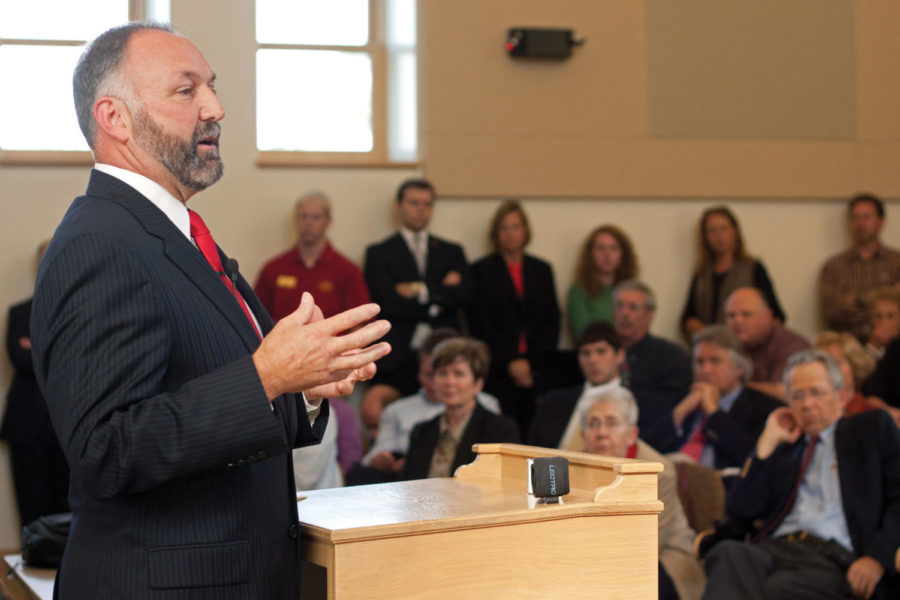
(1, 0), (898, 549)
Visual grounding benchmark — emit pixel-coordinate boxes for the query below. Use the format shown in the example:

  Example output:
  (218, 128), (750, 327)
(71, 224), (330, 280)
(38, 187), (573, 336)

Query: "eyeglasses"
(585, 417), (628, 431)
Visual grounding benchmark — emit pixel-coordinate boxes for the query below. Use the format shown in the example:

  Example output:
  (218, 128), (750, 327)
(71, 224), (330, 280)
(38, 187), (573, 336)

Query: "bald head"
(725, 287), (773, 347)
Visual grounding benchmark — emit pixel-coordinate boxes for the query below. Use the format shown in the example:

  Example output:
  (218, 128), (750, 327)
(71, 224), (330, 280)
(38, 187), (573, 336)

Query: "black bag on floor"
(21, 512), (71, 568)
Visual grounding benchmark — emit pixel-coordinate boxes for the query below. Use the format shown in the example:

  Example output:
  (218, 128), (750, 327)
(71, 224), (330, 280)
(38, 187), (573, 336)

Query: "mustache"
(193, 121), (221, 145)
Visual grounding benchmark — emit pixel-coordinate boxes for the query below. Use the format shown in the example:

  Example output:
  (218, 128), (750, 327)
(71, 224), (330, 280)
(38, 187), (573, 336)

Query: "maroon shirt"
(254, 242), (370, 321)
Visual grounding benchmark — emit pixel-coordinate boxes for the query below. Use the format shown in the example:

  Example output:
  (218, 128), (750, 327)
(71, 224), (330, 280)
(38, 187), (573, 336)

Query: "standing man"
(1, 240), (69, 527)
(702, 350), (900, 599)
(31, 23), (390, 599)
(254, 191), (370, 321)
(820, 193), (900, 340)
(612, 280), (693, 438)
(643, 325), (782, 469)
(362, 179), (473, 423)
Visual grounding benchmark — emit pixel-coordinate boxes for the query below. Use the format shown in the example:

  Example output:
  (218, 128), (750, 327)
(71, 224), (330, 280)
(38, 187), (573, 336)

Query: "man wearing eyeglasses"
(701, 350), (900, 599)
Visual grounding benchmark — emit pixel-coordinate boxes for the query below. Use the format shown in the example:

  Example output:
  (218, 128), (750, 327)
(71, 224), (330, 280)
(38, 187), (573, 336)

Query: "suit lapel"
(87, 170), (262, 351)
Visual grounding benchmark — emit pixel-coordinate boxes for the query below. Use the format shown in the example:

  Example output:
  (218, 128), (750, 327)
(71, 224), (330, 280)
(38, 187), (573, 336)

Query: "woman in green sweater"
(567, 224), (639, 338)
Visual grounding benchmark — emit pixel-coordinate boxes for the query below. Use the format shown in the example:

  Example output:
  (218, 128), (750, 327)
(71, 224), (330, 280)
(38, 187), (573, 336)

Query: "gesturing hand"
(253, 292), (391, 402)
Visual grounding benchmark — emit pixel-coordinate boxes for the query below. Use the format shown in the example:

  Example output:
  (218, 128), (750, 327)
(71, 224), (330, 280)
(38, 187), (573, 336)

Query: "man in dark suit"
(30, 23), (390, 599)
(613, 280), (693, 438)
(702, 350), (900, 600)
(642, 325), (782, 468)
(361, 179), (473, 430)
(529, 321), (624, 451)
(2, 288), (69, 527)
(402, 338), (519, 480)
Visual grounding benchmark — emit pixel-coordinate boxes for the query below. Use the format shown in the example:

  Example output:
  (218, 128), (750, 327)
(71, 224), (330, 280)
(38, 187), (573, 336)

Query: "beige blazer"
(636, 439), (706, 600)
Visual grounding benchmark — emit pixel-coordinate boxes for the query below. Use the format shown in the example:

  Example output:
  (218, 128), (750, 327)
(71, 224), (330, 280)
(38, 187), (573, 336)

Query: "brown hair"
(574, 225), (638, 297)
(868, 286), (900, 317)
(430, 337), (491, 381)
(488, 199), (531, 253)
(815, 331), (876, 391)
(695, 206), (750, 274)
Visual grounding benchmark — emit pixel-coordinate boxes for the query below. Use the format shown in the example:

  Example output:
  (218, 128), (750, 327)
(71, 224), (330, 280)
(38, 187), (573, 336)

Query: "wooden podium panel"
(299, 444), (663, 599)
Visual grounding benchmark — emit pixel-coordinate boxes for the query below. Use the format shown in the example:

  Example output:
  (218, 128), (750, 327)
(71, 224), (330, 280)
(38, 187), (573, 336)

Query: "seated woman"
(469, 200), (560, 434)
(567, 224), (639, 337)
(680, 206), (785, 338)
(865, 287), (900, 360)
(582, 388), (705, 600)
(815, 330), (891, 419)
(402, 338), (520, 480)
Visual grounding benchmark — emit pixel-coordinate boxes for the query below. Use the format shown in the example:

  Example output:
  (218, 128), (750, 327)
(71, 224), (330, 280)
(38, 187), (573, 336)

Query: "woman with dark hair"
(402, 338), (520, 480)
(567, 224), (639, 337)
(468, 200), (560, 434)
(680, 206), (785, 338)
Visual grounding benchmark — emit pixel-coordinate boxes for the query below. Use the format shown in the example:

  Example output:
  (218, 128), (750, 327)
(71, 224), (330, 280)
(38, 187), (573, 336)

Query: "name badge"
(276, 275), (298, 289)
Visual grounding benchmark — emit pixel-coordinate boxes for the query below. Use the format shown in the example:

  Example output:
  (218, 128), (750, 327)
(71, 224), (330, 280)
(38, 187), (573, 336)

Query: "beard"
(132, 108), (224, 192)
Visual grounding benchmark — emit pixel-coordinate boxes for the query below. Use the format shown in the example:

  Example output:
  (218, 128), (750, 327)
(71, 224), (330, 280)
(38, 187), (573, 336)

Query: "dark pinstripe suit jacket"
(31, 170), (327, 599)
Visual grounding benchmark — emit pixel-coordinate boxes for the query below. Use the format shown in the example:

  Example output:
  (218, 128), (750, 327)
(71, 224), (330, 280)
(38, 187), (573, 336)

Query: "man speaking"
(30, 23), (390, 599)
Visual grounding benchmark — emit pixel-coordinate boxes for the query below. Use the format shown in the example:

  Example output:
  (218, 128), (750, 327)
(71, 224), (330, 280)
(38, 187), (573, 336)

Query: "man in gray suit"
(30, 23), (390, 599)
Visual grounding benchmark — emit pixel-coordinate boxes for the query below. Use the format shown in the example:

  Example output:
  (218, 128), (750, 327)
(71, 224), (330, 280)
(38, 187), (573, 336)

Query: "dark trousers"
(702, 538), (855, 600)
(659, 561), (679, 600)
(8, 441), (70, 527)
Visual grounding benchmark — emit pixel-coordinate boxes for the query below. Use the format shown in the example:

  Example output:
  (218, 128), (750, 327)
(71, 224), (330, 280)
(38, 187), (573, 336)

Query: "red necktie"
(754, 434), (819, 540)
(680, 416), (709, 462)
(188, 209), (261, 340)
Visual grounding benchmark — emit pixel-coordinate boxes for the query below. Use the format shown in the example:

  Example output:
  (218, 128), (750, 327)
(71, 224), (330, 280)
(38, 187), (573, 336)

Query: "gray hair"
(612, 279), (656, 311)
(783, 349), (845, 395)
(73, 22), (174, 147)
(581, 387), (640, 428)
(692, 324), (753, 382)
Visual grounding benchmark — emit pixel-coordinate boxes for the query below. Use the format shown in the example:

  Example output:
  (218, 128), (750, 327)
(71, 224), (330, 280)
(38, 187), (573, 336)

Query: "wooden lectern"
(298, 443), (663, 599)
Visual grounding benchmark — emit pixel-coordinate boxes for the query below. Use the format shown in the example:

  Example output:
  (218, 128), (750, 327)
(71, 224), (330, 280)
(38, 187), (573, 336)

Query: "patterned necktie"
(754, 434), (819, 540)
(680, 415), (709, 462)
(188, 209), (261, 340)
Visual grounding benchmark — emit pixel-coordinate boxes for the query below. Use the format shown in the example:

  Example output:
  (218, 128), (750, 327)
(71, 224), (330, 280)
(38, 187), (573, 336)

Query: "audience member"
(529, 321), (624, 451)
(291, 397), (362, 490)
(680, 206), (785, 338)
(469, 200), (560, 434)
(725, 286), (810, 399)
(582, 388), (705, 600)
(402, 338), (519, 480)
(363, 178), (473, 427)
(864, 287), (900, 360)
(613, 280), (693, 437)
(348, 328), (500, 485)
(861, 339), (900, 428)
(644, 325), (782, 470)
(254, 191), (370, 322)
(1, 240), (69, 527)
(815, 331), (880, 416)
(701, 350), (900, 600)
(567, 225), (639, 337)
(819, 193), (900, 340)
